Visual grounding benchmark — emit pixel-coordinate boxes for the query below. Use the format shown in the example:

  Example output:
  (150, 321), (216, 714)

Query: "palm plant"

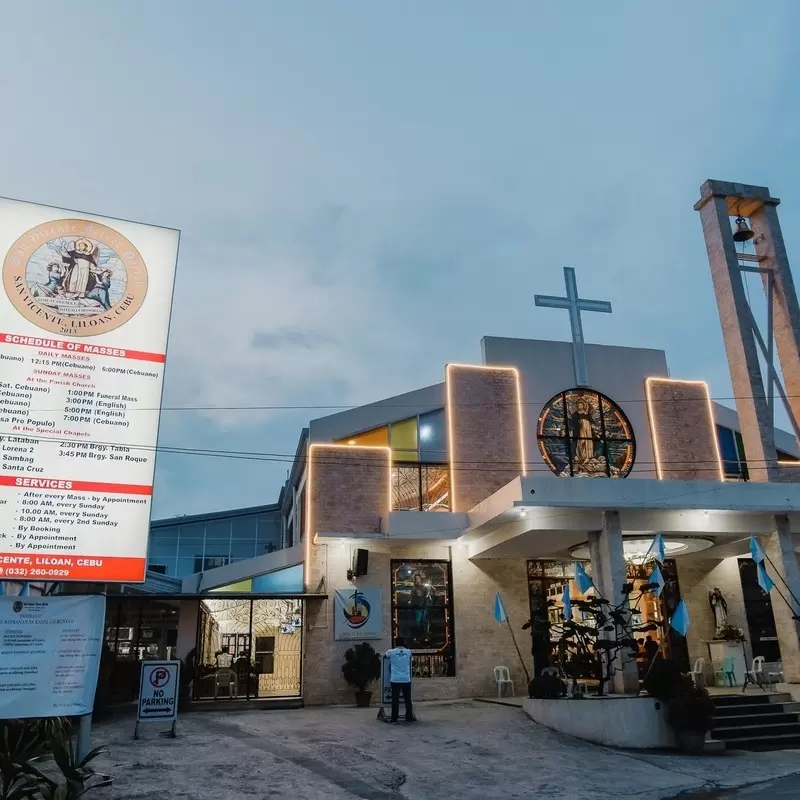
(23, 728), (110, 800)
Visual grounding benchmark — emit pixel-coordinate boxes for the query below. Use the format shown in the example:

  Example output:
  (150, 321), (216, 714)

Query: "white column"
(762, 516), (800, 682)
(587, 511), (638, 694)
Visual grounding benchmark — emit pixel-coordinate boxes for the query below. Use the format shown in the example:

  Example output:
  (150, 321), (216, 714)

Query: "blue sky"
(2, 1), (799, 517)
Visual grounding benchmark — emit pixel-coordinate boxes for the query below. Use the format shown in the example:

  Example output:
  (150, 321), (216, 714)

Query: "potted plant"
(713, 624), (745, 642)
(667, 680), (715, 753)
(341, 642), (381, 708)
(643, 659), (714, 752)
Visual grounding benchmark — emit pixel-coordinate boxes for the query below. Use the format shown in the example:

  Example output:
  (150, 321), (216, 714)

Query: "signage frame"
(135, 659), (180, 739)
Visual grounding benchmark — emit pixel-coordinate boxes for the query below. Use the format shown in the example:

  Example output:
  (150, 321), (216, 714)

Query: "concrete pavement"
(87, 701), (800, 799)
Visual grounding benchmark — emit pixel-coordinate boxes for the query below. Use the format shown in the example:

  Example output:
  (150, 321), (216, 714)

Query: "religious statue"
(61, 237), (100, 297)
(708, 587), (728, 634)
(571, 397), (598, 465)
(568, 394), (607, 475)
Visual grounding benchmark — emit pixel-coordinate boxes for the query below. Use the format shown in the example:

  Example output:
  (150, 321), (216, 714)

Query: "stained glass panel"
(391, 560), (455, 677)
(537, 388), (635, 478)
(391, 417), (418, 462)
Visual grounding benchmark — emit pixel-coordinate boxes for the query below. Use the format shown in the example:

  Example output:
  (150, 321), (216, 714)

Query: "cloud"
(251, 328), (337, 351)
(160, 200), (431, 430)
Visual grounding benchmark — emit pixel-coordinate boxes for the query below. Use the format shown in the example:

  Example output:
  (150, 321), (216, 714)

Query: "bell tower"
(695, 179), (800, 483)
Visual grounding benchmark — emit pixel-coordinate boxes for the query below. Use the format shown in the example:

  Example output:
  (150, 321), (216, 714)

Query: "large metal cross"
(534, 266), (612, 387)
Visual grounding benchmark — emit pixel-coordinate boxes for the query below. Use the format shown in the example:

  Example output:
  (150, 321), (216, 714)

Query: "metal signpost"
(135, 660), (180, 739)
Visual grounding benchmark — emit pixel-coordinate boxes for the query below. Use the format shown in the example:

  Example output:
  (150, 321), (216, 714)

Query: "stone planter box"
(523, 695), (676, 749)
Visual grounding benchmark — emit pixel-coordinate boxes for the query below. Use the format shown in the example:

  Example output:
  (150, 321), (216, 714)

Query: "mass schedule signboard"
(0, 199), (179, 583)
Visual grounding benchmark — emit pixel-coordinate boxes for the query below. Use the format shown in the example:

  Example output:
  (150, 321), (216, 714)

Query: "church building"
(293, 178), (800, 703)
(101, 179), (800, 708)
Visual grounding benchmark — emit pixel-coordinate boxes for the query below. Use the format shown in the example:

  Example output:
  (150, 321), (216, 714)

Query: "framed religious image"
(537, 388), (636, 478)
(391, 560), (456, 678)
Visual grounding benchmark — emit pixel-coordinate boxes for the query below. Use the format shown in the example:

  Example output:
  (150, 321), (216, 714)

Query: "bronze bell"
(733, 215), (755, 242)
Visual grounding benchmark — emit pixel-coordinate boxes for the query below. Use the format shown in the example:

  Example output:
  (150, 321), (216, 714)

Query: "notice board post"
(135, 660), (180, 740)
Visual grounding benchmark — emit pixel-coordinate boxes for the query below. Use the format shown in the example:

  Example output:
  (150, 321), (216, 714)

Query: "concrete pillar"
(762, 515), (800, 682)
(751, 201), (800, 429)
(176, 599), (199, 661)
(695, 181), (781, 482)
(587, 511), (638, 694)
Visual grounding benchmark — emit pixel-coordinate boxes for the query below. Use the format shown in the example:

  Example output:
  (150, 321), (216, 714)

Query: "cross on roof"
(534, 266), (612, 387)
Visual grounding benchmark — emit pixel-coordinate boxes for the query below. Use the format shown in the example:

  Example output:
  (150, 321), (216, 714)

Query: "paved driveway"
(88, 701), (800, 800)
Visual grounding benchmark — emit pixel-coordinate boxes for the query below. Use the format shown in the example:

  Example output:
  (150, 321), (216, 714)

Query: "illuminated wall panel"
(446, 364), (525, 512)
(645, 378), (724, 481)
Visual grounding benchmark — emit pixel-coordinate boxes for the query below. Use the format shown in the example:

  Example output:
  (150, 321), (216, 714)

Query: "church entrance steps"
(711, 693), (800, 750)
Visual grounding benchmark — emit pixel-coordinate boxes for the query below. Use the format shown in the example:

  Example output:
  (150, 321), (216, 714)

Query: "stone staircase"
(711, 693), (800, 750)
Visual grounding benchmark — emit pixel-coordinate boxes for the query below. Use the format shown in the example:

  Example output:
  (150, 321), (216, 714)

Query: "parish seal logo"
(3, 219), (148, 336)
(342, 590), (371, 629)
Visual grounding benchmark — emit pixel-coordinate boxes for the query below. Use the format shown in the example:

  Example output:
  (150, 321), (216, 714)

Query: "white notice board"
(0, 198), (180, 584)
(0, 594), (104, 719)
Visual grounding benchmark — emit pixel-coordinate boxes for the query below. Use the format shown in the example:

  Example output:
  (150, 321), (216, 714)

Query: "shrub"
(642, 658), (684, 702)
(668, 684), (715, 733)
(528, 672), (566, 699)
(341, 642), (382, 693)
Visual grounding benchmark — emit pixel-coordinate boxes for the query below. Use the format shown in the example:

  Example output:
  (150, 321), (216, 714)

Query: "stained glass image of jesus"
(537, 389), (636, 478)
(571, 396), (598, 467)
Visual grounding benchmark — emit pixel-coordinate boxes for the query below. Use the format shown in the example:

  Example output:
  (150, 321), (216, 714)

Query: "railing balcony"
(391, 462), (450, 512)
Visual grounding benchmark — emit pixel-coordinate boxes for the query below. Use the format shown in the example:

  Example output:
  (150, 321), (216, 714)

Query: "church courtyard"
(87, 702), (800, 800)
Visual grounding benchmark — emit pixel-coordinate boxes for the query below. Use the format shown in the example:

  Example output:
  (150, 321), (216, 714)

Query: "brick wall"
(446, 365), (524, 512)
(308, 445), (391, 536)
(675, 556), (750, 681)
(451, 545), (531, 697)
(302, 541), (532, 705)
(645, 378), (722, 481)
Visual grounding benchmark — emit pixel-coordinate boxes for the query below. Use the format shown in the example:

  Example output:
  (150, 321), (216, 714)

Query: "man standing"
(385, 637), (414, 723)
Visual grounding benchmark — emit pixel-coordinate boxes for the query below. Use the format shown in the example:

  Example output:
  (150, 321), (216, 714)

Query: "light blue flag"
(757, 562), (775, 594)
(562, 584), (572, 622)
(650, 534), (666, 564)
(670, 599), (690, 637)
(493, 591), (507, 624)
(18, 583), (28, 597)
(648, 564), (665, 598)
(574, 562), (593, 594)
(750, 536), (766, 565)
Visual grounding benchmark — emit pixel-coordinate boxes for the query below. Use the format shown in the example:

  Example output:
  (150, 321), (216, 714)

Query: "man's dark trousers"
(391, 681), (413, 721)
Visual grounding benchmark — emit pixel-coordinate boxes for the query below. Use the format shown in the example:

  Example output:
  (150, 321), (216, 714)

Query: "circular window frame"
(537, 388), (636, 478)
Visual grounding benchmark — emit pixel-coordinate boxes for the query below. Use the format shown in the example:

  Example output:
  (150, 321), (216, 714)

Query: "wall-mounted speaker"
(354, 548), (369, 577)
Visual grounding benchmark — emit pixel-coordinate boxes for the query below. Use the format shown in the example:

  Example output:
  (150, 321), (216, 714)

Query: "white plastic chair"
(742, 656), (769, 692)
(493, 666), (514, 698)
(746, 656), (765, 682)
(767, 662), (785, 684)
(690, 657), (705, 688)
(214, 668), (238, 699)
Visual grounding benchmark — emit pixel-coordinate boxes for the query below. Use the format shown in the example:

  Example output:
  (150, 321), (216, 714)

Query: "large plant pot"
(354, 691), (372, 708)
(676, 730), (706, 753)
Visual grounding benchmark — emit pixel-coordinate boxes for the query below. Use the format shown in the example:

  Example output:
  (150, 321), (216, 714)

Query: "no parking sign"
(135, 660), (180, 738)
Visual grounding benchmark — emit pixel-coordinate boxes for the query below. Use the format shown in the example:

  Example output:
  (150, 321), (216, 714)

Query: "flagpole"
(505, 618), (531, 685)
(765, 573), (799, 620)
(763, 553), (800, 616)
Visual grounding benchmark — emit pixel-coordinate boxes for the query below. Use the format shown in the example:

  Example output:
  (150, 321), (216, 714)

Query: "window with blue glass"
(419, 408), (447, 463)
(147, 509), (283, 578)
(716, 425), (747, 480)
